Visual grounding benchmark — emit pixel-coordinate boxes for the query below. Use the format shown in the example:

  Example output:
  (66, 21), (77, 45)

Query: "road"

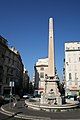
(0, 109), (80, 120)
(1, 99), (80, 119)
(0, 112), (18, 120)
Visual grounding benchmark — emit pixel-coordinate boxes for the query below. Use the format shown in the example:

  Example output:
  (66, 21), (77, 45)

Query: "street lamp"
(9, 81), (14, 108)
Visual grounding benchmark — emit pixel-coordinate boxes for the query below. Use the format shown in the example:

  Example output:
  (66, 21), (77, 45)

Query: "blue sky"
(0, 0), (80, 80)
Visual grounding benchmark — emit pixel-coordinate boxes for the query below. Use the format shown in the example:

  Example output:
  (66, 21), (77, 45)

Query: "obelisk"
(48, 18), (55, 77)
(41, 18), (61, 105)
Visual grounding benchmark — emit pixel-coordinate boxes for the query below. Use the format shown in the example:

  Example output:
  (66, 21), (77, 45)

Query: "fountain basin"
(25, 99), (79, 112)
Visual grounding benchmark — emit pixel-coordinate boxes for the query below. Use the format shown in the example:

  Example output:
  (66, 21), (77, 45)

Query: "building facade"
(0, 36), (8, 94)
(65, 42), (80, 96)
(34, 58), (48, 94)
(23, 69), (29, 94)
(0, 35), (24, 95)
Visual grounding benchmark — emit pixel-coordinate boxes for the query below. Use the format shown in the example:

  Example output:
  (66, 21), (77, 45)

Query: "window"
(40, 72), (44, 78)
(66, 62), (68, 65)
(69, 73), (71, 80)
(75, 73), (77, 80)
(66, 47), (69, 50)
(6, 77), (9, 84)
(74, 73), (78, 85)
(12, 60), (14, 65)
(7, 68), (9, 73)
(8, 58), (10, 63)
(11, 69), (13, 74)
(2, 54), (4, 58)
(78, 47), (80, 50)
(40, 67), (44, 71)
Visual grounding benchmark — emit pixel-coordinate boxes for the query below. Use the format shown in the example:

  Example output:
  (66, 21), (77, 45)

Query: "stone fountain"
(25, 18), (79, 112)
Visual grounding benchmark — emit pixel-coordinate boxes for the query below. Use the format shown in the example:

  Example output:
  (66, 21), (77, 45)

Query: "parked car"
(23, 94), (33, 99)
(23, 94), (29, 99)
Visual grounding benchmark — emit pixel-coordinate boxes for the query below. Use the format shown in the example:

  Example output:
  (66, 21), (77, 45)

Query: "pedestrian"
(13, 97), (17, 107)
(13, 102), (16, 107)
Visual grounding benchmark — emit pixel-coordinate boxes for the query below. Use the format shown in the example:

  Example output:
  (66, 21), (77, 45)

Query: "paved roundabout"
(0, 100), (80, 120)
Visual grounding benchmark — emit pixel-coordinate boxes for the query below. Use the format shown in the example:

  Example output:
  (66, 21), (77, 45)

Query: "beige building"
(34, 58), (48, 94)
(0, 35), (24, 95)
(65, 42), (80, 96)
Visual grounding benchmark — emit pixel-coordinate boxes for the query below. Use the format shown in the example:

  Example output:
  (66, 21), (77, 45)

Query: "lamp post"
(9, 81), (14, 108)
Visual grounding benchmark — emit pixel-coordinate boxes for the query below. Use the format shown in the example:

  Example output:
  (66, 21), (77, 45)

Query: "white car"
(23, 94), (29, 99)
